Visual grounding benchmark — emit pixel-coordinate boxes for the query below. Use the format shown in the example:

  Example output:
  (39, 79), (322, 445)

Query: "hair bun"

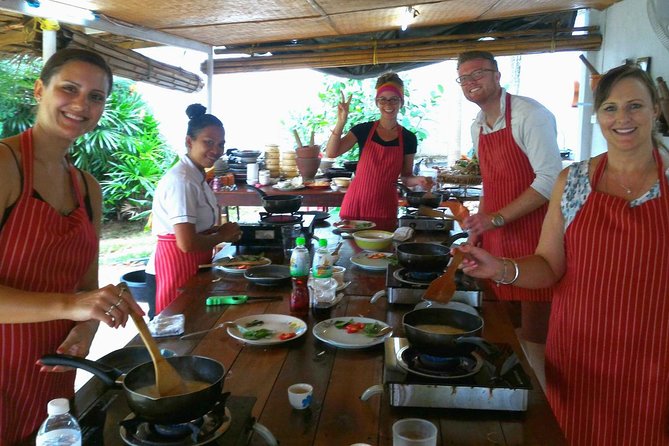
(186, 103), (207, 120)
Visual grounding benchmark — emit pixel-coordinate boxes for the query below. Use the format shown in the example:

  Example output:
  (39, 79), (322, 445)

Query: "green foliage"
(0, 56), (172, 222)
(284, 75), (444, 163)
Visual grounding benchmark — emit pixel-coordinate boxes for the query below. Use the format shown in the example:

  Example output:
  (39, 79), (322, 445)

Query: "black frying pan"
(246, 184), (303, 213)
(41, 354), (225, 424)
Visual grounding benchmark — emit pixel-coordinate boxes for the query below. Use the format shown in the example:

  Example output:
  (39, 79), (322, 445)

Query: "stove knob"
(436, 222), (445, 230)
(409, 222), (417, 229)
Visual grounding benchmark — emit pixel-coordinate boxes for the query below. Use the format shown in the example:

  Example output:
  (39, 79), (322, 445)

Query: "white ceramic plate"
(333, 219), (376, 233)
(272, 185), (306, 191)
(350, 252), (396, 271)
(312, 317), (392, 349)
(226, 314), (307, 346)
(214, 256), (271, 274)
(336, 281), (351, 291)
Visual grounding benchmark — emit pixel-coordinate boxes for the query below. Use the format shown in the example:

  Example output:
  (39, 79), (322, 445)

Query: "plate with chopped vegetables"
(214, 255), (271, 274)
(312, 317), (392, 349)
(226, 314), (307, 346)
(333, 219), (376, 233)
(349, 251), (396, 271)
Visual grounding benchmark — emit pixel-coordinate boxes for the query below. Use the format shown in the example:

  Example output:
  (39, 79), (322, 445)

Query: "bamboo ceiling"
(0, 0), (621, 84)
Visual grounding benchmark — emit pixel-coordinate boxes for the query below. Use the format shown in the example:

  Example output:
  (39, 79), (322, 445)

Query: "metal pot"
(395, 232), (468, 272)
(247, 185), (303, 213)
(397, 183), (449, 208)
(40, 354), (225, 424)
(403, 308), (494, 356)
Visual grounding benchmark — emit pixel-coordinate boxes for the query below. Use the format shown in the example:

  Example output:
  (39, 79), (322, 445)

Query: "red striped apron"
(0, 129), (97, 444)
(478, 93), (551, 301)
(154, 234), (212, 314)
(340, 121), (404, 231)
(546, 150), (669, 445)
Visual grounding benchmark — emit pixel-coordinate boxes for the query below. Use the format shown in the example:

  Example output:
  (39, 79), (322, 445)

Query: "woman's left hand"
(37, 321), (98, 372)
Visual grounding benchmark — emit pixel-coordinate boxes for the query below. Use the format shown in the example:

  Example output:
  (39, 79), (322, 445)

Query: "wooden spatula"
(423, 249), (465, 302)
(423, 177), (435, 199)
(418, 205), (446, 218)
(129, 310), (187, 397)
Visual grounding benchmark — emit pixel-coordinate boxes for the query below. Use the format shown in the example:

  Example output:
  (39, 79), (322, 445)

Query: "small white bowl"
(332, 177), (351, 188)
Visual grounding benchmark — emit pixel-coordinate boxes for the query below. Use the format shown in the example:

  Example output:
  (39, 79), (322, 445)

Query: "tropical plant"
(284, 75), (444, 163)
(0, 56), (172, 221)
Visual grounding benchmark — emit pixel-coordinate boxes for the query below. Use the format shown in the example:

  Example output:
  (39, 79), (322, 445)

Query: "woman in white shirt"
(148, 104), (241, 314)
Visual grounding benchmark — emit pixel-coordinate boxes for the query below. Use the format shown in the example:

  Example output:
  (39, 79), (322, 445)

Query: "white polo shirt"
(146, 155), (220, 274)
(470, 89), (563, 199)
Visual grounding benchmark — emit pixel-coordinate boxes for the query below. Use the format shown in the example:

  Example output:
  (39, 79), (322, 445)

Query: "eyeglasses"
(456, 69), (497, 84)
(376, 97), (401, 105)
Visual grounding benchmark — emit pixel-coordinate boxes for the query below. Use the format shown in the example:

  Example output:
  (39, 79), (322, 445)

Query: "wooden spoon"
(418, 205), (446, 219)
(293, 129), (303, 148)
(128, 310), (187, 397)
(423, 249), (465, 303)
(423, 177), (435, 199)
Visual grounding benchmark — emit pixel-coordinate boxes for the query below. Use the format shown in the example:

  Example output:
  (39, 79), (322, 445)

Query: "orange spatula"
(423, 249), (465, 302)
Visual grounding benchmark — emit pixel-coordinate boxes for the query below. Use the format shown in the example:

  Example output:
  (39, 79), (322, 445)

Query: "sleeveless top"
(547, 149), (669, 445)
(0, 129), (98, 444)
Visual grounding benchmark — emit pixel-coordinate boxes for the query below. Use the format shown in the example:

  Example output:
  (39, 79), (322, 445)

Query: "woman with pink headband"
(325, 72), (429, 230)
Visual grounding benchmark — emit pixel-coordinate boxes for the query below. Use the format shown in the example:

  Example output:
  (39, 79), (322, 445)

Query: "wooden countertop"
(73, 222), (565, 445)
(215, 184), (346, 208)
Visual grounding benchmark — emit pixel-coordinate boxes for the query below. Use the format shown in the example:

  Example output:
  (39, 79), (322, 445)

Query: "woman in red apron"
(0, 49), (144, 445)
(324, 72), (429, 231)
(149, 104), (242, 314)
(460, 65), (669, 444)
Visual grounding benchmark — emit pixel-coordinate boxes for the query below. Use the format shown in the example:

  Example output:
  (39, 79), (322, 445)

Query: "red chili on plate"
(279, 332), (297, 340)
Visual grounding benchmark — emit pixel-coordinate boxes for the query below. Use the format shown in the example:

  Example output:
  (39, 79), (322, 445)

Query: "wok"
(40, 354), (225, 424)
(403, 307), (495, 356)
(246, 184), (303, 214)
(396, 232), (468, 272)
(397, 183), (449, 208)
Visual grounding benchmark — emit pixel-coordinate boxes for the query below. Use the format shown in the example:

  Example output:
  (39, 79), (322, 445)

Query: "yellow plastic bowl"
(353, 230), (394, 251)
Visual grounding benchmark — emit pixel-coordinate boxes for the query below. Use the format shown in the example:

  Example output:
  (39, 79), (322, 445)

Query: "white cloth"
(470, 89), (562, 199)
(146, 156), (220, 274)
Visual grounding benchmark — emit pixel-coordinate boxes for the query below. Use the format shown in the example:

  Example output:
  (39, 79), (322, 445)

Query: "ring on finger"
(114, 297), (124, 308)
(107, 304), (115, 314)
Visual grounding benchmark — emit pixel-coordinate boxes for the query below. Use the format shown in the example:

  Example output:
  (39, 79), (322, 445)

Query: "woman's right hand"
(457, 244), (504, 281)
(67, 284), (145, 329)
(336, 91), (352, 125)
(217, 222), (242, 243)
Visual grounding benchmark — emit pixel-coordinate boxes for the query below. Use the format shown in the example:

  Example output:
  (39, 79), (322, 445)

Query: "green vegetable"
(245, 319), (264, 328)
(334, 319), (355, 329)
(240, 328), (274, 340)
(363, 322), (383, 337)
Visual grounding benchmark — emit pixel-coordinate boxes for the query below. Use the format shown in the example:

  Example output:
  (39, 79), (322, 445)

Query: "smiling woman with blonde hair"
(458, 64), (669, 445)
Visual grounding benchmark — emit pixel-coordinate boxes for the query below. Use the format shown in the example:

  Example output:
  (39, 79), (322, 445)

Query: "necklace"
(606, 159), (655, 196)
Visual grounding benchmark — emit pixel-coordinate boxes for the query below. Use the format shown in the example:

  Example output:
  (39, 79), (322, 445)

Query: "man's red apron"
(155, 234), (211, 314)
(478, 93), (550, 302)
(340, 121), (404, 231)
(0, 129), (97, 444)
(546, 150), (669, 445)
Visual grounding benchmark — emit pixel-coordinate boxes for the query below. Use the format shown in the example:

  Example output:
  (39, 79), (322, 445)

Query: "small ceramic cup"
(287, 383), (313, 410)
(392, 418), (437, 446)
(332, 266), (346, 287)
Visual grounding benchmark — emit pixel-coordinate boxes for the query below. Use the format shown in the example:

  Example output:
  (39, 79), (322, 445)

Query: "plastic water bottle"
(36, 398), (82, 446)
(310, 239), (338, 319)
(289, 236), (310, 316)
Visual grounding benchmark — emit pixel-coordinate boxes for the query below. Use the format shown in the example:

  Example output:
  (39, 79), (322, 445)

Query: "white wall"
(584, 0), (669, 156)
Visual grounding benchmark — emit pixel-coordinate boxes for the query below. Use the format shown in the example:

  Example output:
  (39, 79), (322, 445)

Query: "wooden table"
(73, 222), (566, 445)
(216, 185), (345, 208)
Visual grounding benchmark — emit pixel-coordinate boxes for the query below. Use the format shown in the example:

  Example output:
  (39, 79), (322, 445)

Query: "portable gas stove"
(399, 209), (454, 231)
(380, 338), (531, 411)
(77, 392), (270, 445)
(234, 212), (315, 251)
(384, 264), (482, 307)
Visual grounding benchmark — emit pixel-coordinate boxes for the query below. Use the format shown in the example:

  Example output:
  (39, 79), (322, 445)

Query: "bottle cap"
(47, 398), (70, 416)
(296, 237), (306, 246)
(318, 238), (327, 248)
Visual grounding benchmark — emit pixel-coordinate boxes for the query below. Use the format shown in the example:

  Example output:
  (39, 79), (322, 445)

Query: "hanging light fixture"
(401, 6), (419, 31)
(24, 0), (96, 24)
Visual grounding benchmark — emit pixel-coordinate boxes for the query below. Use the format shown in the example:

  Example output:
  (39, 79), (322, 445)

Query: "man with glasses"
(456, 51), (562, 389)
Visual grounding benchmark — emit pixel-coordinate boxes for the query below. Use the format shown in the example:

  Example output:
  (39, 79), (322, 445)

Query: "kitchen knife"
(205, 295), (283, 305)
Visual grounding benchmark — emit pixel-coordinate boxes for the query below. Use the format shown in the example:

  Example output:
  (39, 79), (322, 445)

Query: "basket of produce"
(437, 156), (481, 185)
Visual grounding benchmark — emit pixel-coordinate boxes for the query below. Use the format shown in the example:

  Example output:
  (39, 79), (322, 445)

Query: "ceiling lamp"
(401, 6), (419, 31)
(25, 0), (96, 24)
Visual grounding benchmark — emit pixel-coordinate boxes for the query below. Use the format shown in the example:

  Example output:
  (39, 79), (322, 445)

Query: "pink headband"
(376, 82), (404, 101)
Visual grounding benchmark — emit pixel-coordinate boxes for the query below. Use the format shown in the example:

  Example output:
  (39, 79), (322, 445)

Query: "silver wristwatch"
(491, 213), (505, 228)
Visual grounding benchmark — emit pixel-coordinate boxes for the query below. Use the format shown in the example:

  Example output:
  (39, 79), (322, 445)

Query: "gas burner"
(398, 212), (453, 231)
(396, 345), (483, 380)
(393, 268), (438, 287)
(259, 212), (302, 225)
(120, 407), (230, 446)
